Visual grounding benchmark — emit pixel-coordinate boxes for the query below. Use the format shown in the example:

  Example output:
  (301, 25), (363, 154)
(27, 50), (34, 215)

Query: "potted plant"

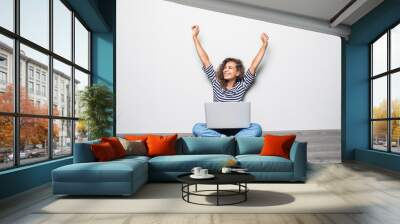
(79, 84), (113, 140)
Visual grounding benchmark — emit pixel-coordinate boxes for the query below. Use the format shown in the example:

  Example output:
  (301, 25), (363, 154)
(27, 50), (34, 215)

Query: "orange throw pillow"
(101, 137), (127, 158)
(146, 134), (178, 157)
(91, 142), (117, 161)
(259, 135), (296, 159)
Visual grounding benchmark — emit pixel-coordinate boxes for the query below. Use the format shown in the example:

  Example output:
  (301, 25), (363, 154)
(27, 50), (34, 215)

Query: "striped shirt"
(202, 64), (256, 102)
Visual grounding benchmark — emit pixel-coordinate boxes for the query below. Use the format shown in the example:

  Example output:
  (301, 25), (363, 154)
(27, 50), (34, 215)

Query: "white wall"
(116, 0), (341, 133)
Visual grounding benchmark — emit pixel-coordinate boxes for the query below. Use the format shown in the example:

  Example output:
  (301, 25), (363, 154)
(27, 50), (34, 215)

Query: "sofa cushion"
(118, 138), (148, 156)
(124, 135), (148, 142)
(177, 137), (236, 155)
(91, 142), (118, 161)
(236, 155), (293, 172)
(101, 137), (127, 158)
(53, 158), (147, 183)
(260, 135), (296, 159)
(147, 134), (178, 157)
(148, 154), (235, 172)
(235, 137), (264, 155)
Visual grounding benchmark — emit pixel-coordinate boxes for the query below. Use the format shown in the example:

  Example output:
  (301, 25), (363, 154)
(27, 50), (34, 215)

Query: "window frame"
(370, 20), (400, 154)
(0, 53), (7, 68)
(0, 0), (92, 171)
(0, 53), (8, 88)
(0, 71), (7, 85)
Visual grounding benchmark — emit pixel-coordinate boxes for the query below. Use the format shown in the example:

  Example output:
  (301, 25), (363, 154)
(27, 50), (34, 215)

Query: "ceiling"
(225, 0), (353, 25)
(166, 0), (384, 38)
(224, 0), (383, 26)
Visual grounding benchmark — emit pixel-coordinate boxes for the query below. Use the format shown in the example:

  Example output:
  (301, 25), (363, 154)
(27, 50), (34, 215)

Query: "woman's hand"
(192, 25), (211, 68)
(249, 33), (269, 75)
(261, 32), (269, 47)
(192, 25), (200, 38)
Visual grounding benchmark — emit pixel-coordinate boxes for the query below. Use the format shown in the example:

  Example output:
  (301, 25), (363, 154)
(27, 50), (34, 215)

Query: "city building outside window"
(0, 55), (6, 67)
(0, 71), (6, 85)
(41, 73), (46, 82)
(0, 0), (91, 170)
(28, 81), (34, 94)
(35, 70), (40, 81)
(36, 83), (40, 95)
(29, 67), (34, 80)
(0, 54), (7, 87)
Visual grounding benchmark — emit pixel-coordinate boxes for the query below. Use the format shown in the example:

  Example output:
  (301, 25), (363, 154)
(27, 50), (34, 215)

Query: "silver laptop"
(205, 102), (251, 129)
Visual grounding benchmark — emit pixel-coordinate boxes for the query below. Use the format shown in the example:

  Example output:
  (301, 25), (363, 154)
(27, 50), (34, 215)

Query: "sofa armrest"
(289, 141), (307, 181)
(73, 140), (100, 163)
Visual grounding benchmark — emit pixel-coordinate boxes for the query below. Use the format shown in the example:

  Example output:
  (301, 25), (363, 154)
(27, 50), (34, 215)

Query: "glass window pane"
(391, 72), (400, 117)
(391, 120), (400, 153)
(75, 18), (89, 69)
(20, 117), (49, 165)
(391, 24), (400, 70)
(53, 0), (72, 60)
(0, 34), (14, 112)
(0, 116), (14, 170)
(53, 119), (72, 157)
(75, 120), (88, 143)
(74, 69), (89, 118)
(372, 77), (387, 119)
(20, 0), (49, 49)
(372, 121), (388, 151)
(0, 0), (13, 31)
(20, 44), (49, 115)
(372, 33), (387, 76)
(53, 59), (72, 117)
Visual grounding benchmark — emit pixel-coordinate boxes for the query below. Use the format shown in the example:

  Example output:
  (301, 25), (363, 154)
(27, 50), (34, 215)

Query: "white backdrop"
(116, 0), (341, 133)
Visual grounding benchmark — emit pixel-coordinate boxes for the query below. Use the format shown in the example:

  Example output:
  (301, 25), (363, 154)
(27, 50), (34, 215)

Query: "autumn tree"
(0, 84), (60, 152)
(372, 99), (400, 143)
(0, 85), (14, 149)
(372, 99), (387, 140)
(76, 119), (87, 142)
(391, 99), (400, 142)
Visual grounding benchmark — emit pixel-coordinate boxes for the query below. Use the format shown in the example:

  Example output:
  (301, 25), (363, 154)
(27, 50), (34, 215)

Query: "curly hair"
(216, 58), (245, 89)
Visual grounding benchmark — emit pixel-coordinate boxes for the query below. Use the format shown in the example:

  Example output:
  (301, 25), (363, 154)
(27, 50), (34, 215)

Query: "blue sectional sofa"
(52, 137), (307, 196)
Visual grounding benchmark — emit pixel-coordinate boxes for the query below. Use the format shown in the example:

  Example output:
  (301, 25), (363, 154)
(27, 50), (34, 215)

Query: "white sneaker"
(220, 134), (227, 137)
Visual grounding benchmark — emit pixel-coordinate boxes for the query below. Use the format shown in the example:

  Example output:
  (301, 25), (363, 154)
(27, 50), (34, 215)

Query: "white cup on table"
(191, 167), (202, 176)
(200, 169), (208, 176)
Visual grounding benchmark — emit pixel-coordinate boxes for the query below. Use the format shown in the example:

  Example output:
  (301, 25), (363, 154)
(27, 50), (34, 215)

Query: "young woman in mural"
(191, 25), (269, 137)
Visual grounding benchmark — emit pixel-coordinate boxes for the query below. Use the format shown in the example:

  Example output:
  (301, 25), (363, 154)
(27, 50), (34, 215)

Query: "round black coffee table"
(177, 173), (255, 206)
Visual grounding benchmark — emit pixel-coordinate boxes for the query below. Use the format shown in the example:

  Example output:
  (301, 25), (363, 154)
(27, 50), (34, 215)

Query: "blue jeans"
(192, 123), (262, 137)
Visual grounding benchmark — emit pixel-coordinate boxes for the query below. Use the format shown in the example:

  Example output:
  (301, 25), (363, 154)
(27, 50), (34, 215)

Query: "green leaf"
(79, 84), (113, 140)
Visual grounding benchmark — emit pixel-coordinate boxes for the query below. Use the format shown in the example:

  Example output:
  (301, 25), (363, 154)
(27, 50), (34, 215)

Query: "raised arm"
(248, 33), (269, 75)
(192, 25), (211, 68)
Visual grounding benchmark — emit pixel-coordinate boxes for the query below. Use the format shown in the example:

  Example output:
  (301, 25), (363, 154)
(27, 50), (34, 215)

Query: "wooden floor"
(1, 162), (400, 224)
